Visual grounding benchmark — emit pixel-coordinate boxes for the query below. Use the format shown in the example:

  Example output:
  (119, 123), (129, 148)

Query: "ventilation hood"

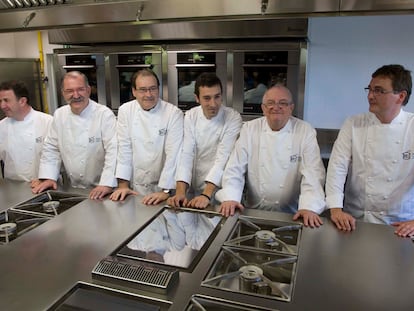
(0, 0), (413, 34)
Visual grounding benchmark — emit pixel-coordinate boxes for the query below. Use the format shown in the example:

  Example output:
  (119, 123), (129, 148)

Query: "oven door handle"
(115, 65), (152, 68)
(63, 65), (95, 69)
(174, 64), (215, 68)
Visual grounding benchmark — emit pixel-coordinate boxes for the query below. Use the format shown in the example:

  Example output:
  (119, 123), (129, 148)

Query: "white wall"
(0, 30), (62, 74)
(0, 33), (16, 57)
(305, 15), (414, 129)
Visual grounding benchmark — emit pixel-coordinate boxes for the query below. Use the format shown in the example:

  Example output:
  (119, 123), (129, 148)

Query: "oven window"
(178, 67), (215, 110)
(118, 70), (134, 104)
(242, 51), (289, 114)
(65, 55), (98, 103)
(176, 52), (216, 111)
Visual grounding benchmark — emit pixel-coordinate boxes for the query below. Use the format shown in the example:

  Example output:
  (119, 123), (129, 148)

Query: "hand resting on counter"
(219, 200), (245, 217)
(89, 185), (113, 200)
(31, 179), (57, 194)
(329, 208), (356, 231)
(293, 209), (323, 228)
(167, 194), (210, 209)
(392, 220), (414, 238)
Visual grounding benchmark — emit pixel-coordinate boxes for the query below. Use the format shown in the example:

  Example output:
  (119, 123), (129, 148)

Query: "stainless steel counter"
(0, 179), (37, 212)
(1, 181), (414, 310)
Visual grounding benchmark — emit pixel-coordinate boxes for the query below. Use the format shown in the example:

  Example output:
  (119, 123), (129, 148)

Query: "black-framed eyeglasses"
(364, 87), (399, 95)
(136, 86), (159, 94)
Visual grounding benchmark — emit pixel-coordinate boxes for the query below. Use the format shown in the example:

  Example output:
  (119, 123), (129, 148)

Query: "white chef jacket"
(38, 100), (117, 188)
(326, 110), (414, 224)
(0, 108), (52, 181)
(175, 105), (242, 196)
(216, 117), (326, 214)
(116, 99), (183, 195)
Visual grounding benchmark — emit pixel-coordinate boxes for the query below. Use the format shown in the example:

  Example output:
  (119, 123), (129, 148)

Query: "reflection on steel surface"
(117, 208), (223, 270)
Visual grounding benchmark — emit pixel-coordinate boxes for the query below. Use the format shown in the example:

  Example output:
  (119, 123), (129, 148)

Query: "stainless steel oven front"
(230, 42), (306, 119)
(167, 48), (227, 111)
(107, 49), (163, 113)
(53, 51), (107, 110)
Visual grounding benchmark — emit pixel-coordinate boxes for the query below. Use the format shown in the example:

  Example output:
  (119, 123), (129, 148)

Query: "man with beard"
(326, 64), (414, 237)
(32, 71), (117, 200)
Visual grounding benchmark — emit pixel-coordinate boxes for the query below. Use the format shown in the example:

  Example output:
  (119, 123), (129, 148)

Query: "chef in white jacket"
(32, 71), (117, 200)
(167, 73), (242, 209)
(110, 69), (183, 205)
(216, 85), (326, 228)
(326, 64), (414, 237)
(0, 80), (52, 182)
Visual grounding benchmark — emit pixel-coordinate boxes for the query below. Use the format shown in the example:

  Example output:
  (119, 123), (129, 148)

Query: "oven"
(167, 48), (227, 111)
(107, 49), (163, 112)
(231, 42), (305, 118)
(53, 51), (108, 111)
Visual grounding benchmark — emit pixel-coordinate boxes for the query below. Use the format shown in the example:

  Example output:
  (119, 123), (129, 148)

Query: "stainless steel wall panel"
(48, 19), (308, 45)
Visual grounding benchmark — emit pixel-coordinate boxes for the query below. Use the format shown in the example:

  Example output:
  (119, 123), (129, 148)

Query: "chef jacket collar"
(22, 107), (35, 121)
(137, 98), (161, 113)
(263, 116), (293, 133)
(369, 108), (406, 125)
(199, 104), (225, 123)
(73, 99), (94, 118)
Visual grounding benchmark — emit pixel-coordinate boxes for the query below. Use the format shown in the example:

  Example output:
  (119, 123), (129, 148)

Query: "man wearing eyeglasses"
(326, 64), (414, 237)
(216, 84), (326, 228)
(32, 71), (117, 200)
(110, 69), (183, 205)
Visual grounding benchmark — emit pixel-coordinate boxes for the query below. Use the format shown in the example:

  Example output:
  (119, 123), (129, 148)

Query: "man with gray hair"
(216, 85), (326, 227)
(32, 71), (117, 200)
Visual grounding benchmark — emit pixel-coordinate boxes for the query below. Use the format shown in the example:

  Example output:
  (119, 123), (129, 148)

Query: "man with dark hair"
(0, 80), (52, 181)
(326, 64), (414, 236)
(167, 72), (242, 209)
(32, 71), (117, 200)
(110, 69), (183, 204)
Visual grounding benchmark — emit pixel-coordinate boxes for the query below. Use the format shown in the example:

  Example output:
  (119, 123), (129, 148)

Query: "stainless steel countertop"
(1, 181), (414, 310)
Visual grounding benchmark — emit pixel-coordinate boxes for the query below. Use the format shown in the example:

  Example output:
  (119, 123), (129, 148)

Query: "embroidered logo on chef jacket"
(35, 136), (43, 143)
(159, 128), (167, 136)
(290, 154), (302, 163)
(89, 136), (102, 143)
(402, 151), (414, 160)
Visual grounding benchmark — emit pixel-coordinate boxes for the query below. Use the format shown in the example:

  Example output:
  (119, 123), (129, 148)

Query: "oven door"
(231, 45), (303, 119)
(108, 52), (162, 112)
(55, 53), (107, 108)
(167, 50), (227, 111)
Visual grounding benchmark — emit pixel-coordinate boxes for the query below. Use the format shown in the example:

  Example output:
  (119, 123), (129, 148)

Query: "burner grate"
(92, 257), (179, 294)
